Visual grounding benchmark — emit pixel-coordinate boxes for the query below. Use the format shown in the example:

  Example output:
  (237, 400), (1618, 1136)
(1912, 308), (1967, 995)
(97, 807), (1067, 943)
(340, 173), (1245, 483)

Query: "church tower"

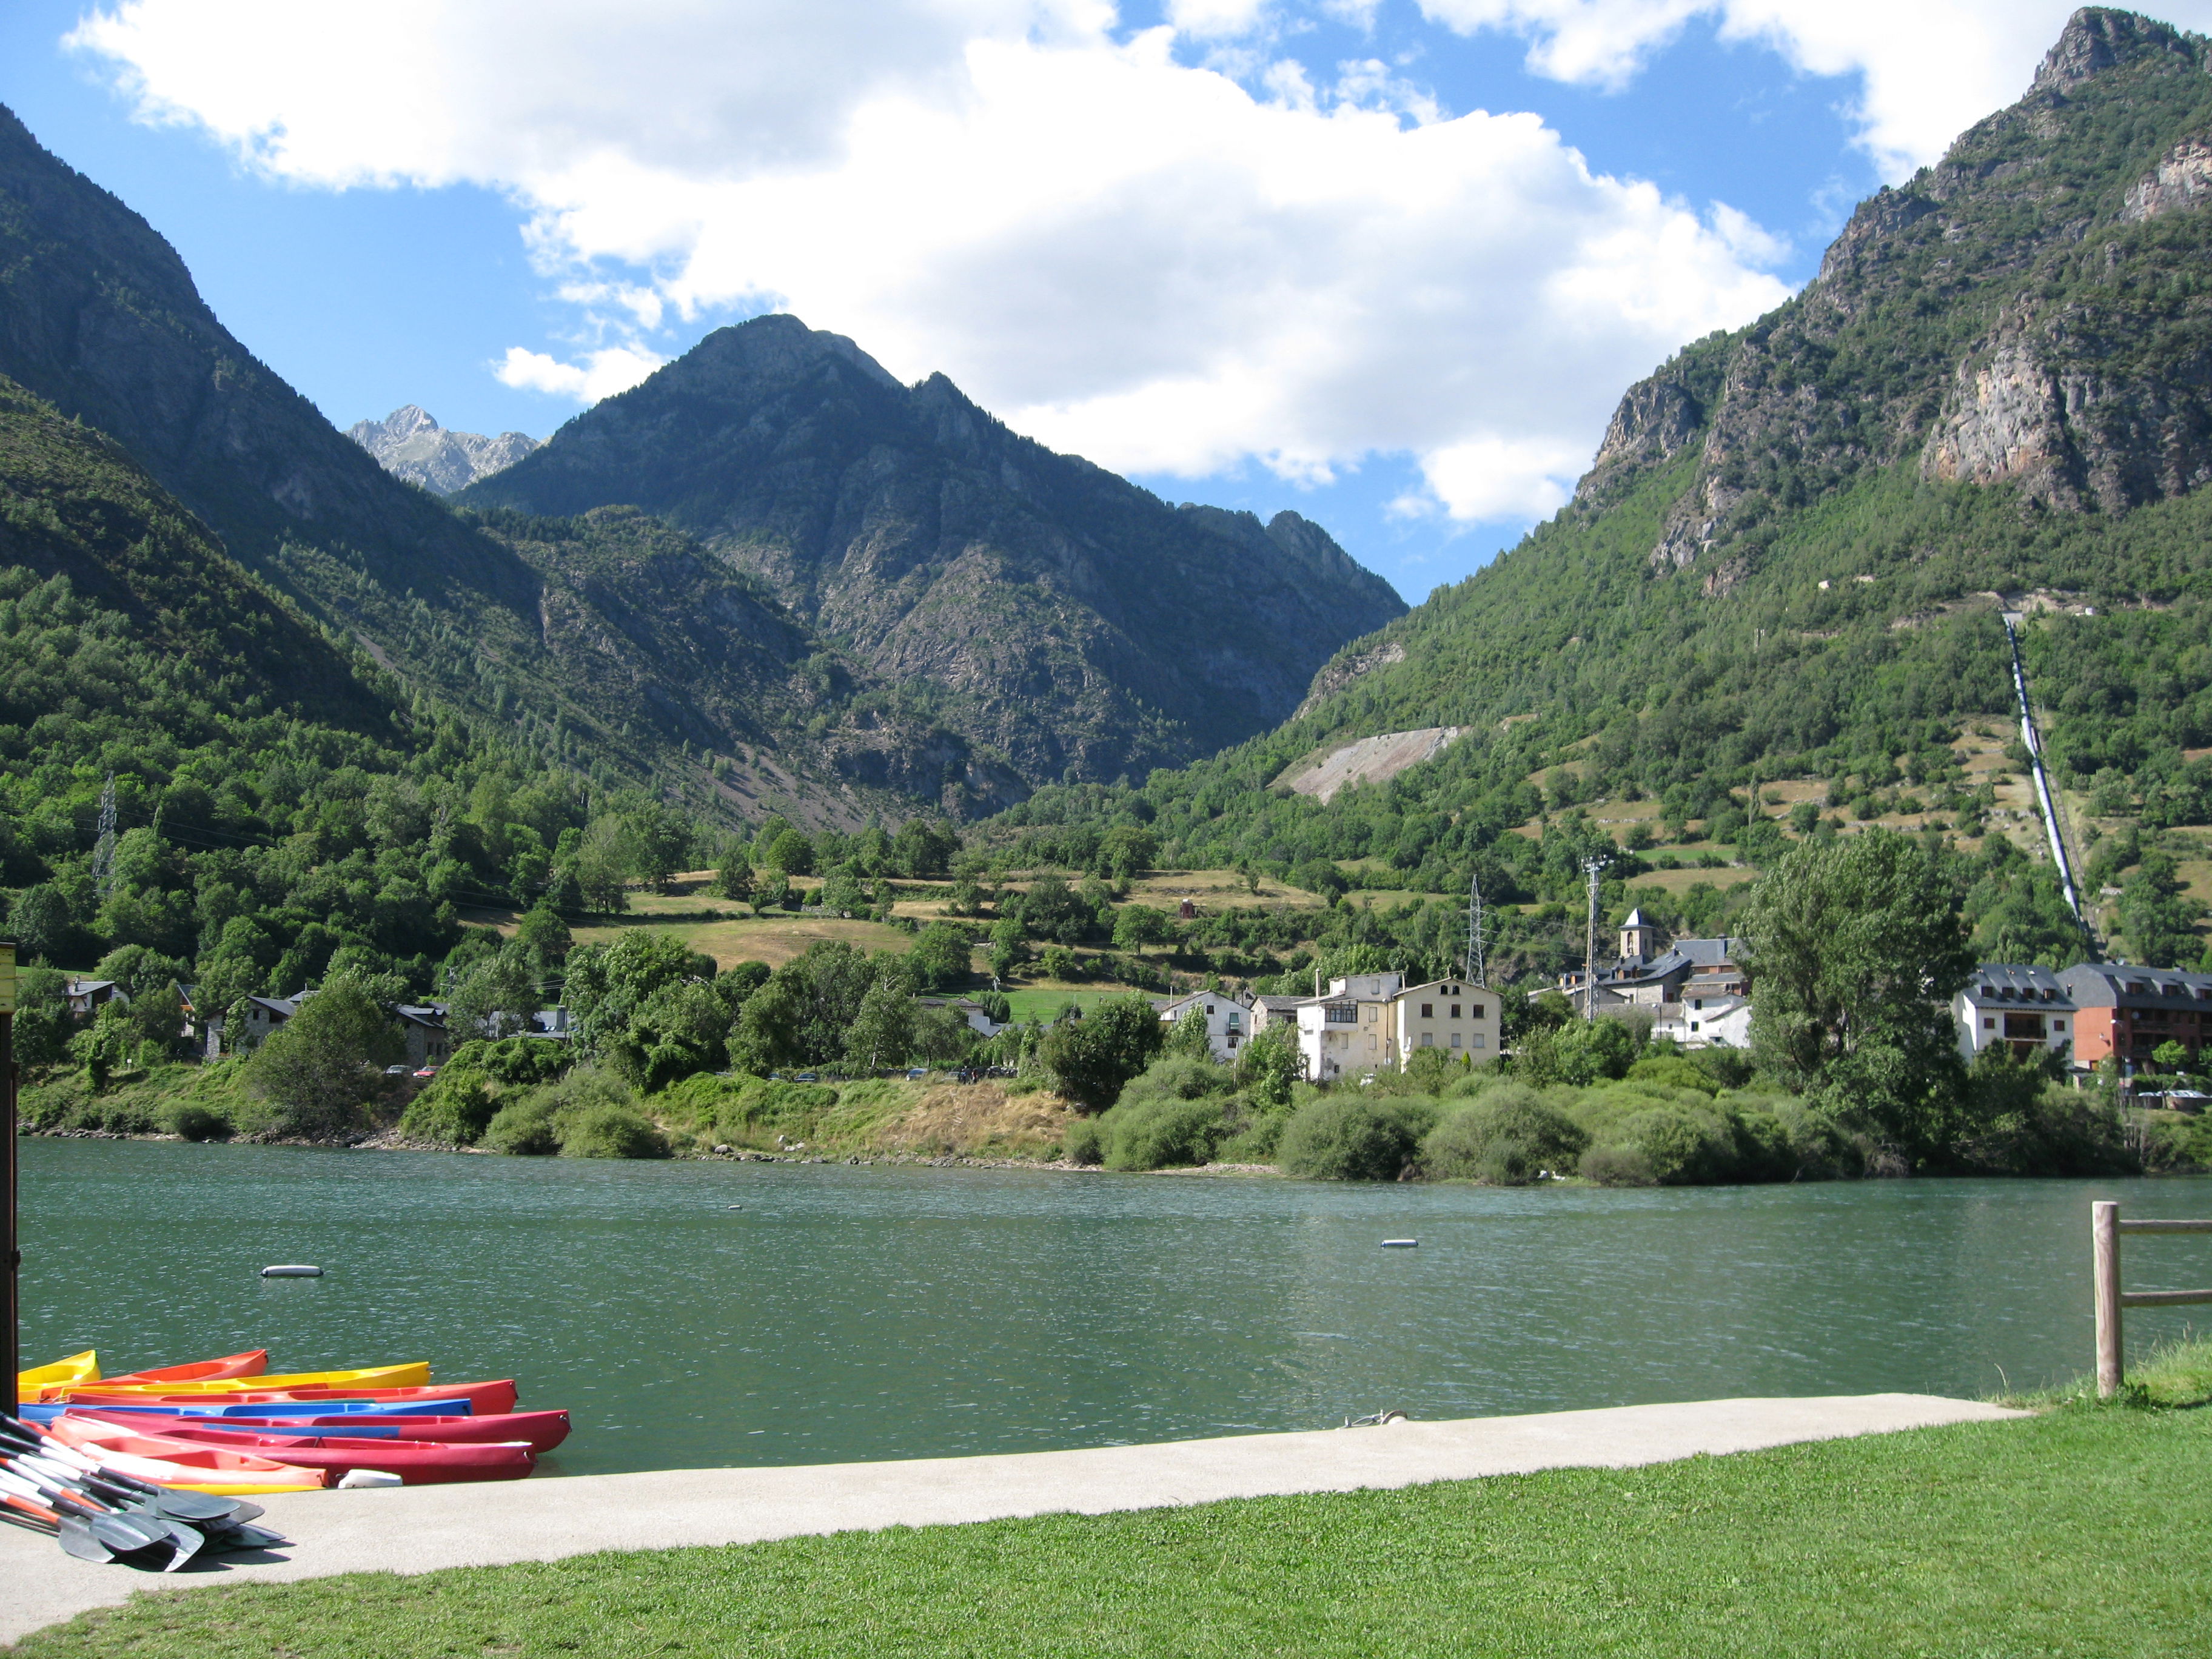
(1617, 907), (1659, 962)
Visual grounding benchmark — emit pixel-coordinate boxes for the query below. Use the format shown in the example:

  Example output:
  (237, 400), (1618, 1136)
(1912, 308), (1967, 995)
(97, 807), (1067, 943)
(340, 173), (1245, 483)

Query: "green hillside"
(983, 7), (2212, 979)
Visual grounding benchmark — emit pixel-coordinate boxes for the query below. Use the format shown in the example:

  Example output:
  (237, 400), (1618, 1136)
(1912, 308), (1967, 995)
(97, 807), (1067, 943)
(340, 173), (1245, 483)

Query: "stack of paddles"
(0, 1416), (289, 1567)
(17, 1350), (568, 1494)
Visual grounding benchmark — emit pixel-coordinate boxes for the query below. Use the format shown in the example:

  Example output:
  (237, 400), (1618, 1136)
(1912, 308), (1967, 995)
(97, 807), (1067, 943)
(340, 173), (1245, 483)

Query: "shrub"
(483, 1094), (561, 1155)
(559, 1103), (670, 1159)
(1422, 1085), (1587, 1184)
(1578, 1144), (1656, 1185)
(399, 1069), (500, 1145)
(1623, 1055), (1720, 1096)
(1101, 1096), (1228, 1170)
(158, 1101), (232, 1142)
(1277, 1096), (1432, 1181)
(1063, 1118), (1105, 1165)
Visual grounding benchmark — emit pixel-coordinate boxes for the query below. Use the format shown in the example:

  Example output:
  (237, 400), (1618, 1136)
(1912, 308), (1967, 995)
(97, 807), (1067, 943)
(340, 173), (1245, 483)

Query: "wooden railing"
(2091, 1201), (2212, 1397)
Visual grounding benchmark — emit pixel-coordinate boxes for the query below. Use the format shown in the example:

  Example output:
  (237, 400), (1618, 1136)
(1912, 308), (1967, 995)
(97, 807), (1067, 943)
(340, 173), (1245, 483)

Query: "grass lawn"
(566, 912), (914, 971)
(1000, 986), (1146, 1023)
(20, 1345), (2212, 1657)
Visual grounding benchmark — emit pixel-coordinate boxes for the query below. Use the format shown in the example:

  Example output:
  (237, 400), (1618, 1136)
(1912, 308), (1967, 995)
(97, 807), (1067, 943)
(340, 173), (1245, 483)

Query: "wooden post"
(2094, 1199), (2123, 1399)
(0, 938), (15, 1418)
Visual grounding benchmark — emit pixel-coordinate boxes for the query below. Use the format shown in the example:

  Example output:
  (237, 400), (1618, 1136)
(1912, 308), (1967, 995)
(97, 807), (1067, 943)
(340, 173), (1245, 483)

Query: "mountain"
(458, 315), (1408, 785)
(988, 7), (2212, 974)
(0, 101), (1000, 828)
(349, 405), (539, 494)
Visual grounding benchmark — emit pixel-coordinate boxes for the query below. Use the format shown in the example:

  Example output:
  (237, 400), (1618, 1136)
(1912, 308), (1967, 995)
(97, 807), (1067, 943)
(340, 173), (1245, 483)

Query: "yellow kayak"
(16, 1350), (98, 1403)
(39, 1361), (431, 1401)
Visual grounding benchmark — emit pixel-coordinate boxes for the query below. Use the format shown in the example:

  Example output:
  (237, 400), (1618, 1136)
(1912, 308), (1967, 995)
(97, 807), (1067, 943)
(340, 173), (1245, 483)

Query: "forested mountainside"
(0, 373), (657, 1017)
(461, 314), (1407, 786)
(0, 102), (1037, 827)
(988, 8), (2212, 976)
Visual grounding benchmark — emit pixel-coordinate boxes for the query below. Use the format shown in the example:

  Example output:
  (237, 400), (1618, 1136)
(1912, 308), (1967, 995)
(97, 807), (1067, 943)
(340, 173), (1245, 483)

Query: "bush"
(1063, 1118), (1105, 1165)
(1277, 1095), (1432, 1181)
(400, 1070), (500, 1145)
(559, 1103), (670, 1159)
(1422, 1085), (1587, 1184)
(1578, 1144), (1655, 1185)
(1101, 1096), (1228, 1170)
(483, 1094), (561, 1155)
(158, 1101), (232, 1142)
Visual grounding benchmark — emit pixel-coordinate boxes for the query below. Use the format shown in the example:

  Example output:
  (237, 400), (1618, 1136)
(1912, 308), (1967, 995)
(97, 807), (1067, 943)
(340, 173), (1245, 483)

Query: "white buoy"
(260, 1265), (324, 1278)
(1381, 1239), (1418, 1248)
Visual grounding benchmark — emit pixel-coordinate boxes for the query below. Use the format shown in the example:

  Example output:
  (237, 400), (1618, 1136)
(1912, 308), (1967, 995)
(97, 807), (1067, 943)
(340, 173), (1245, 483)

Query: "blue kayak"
(33, 1395), (474, 1420)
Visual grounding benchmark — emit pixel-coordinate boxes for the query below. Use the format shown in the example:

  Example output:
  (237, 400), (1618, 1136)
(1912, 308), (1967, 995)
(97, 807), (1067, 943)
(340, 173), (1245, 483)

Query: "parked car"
(906, 1067), (929, 1081)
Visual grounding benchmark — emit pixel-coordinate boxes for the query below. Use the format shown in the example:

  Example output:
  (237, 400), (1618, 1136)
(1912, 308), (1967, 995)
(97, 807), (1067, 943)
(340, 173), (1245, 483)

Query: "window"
(1449, 1033), (1461, 1049)
(1472, 1034), (1486, 1048)
(2054, 1019), (2066, 1031)
(1421, 1004), (1433, 1018)
(1205, 1005), (1215, 1016)
(1690, 1021), (1701, 1033)
(1326, 1005), (1356, 1024)
(1983, 1017), (1995, 1030)
(1419, 1033), (1433, 1047)
(1450, 1004), (1461, 1019)
(1226, 1034), (1238, 1049)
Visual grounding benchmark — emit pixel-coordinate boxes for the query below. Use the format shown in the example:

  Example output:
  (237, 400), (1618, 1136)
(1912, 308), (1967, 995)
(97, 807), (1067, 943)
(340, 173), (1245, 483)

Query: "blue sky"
(0, 1), (2144, 602)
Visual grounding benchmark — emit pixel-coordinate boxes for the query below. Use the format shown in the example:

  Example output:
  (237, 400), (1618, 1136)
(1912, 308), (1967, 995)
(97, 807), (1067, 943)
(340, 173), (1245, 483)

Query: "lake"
(19, 1138), (2212, 1476)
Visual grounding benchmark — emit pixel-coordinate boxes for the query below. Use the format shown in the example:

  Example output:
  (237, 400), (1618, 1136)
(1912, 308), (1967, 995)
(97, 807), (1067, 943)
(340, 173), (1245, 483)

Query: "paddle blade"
(156, 1519), (206, 1570)
(56, 1517), (112, 1562)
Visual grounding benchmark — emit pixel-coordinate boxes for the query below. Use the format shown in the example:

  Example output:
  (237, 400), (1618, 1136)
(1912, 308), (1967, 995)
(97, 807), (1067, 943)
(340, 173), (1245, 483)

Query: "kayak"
(104, 1349), (269, 1386)
(49, 1361), (430, 1399)
(15, 1351), (97, 1401)
(69, 1407), (571, 1453)
(126, 1424), (535, 1484)
(70, 1379), (515, 1415)
(40, 1416), (329, 1495)
(57, 1395), (469, 1421)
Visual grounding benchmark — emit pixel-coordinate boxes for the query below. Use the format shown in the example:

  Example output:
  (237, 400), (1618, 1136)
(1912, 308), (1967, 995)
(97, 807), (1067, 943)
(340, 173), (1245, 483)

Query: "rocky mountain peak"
(670, 313), (902, 395)
(2029, 7), (2197, 98)
(347, 406), (539, 495)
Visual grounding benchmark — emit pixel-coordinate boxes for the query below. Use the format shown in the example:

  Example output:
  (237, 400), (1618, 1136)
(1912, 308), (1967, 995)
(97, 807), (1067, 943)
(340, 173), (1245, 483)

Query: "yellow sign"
(0, 938), (13, 1014)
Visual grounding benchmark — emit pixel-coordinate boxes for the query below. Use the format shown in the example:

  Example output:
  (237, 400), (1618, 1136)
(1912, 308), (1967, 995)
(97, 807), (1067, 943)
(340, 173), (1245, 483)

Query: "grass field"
(567, 912), (917, 971)
(20, 1344), (2212, 1657)
(1000, 987), (1147, 1023)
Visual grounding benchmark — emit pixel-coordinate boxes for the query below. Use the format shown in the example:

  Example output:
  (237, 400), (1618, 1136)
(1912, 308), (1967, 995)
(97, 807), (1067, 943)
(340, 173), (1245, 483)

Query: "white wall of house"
(1159, 991), (1250, 1064)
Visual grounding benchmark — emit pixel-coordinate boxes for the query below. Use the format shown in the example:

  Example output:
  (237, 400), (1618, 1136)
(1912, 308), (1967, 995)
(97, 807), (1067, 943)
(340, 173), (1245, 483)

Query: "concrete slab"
(0, 1392), (2025, 1644)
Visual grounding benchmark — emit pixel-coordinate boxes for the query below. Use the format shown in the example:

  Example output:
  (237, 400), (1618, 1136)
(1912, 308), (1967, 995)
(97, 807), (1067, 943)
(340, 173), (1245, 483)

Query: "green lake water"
(19, 1138), (2212, 1476)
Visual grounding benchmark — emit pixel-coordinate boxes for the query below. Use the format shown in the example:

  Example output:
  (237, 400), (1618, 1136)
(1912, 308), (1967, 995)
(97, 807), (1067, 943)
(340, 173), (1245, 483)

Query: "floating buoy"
(260, 1265), (324, 1278)
(726, 1205), (743, 1210)
(1381, 1239), (1418, 1248)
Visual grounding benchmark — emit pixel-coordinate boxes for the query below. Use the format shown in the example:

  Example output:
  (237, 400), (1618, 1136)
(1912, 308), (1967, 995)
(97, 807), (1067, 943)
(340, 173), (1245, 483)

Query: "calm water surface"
(20, 1139), (2212, 1476)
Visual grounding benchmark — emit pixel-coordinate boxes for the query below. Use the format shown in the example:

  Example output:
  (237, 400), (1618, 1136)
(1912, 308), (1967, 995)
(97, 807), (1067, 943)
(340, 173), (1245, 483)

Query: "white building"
(1293, 973), (1501, 1081)
(1155, 989), (1250, 1063)
(916, 997), (1005, 1039)
(1652, 995), (1752, 1049)
(1952, 962), (2076, 1064)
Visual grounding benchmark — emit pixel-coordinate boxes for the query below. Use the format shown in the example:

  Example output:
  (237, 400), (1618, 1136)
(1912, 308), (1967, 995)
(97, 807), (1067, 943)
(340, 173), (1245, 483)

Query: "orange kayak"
(104, 1350), (269, 1386)
(42, 1416), (329, 1495)
(51, 1361), (429, 1400)
(69, 1379), (519, 1415)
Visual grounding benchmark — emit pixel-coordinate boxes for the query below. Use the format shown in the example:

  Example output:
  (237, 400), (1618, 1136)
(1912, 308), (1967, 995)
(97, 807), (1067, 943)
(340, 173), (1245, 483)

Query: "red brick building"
(2058, 965), (2212, 1070)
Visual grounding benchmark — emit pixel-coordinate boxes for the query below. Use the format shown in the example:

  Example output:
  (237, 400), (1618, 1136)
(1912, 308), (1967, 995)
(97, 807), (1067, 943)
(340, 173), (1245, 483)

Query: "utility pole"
(1581, 854), (1609, 1023)
(1464, 872), (1489, 988)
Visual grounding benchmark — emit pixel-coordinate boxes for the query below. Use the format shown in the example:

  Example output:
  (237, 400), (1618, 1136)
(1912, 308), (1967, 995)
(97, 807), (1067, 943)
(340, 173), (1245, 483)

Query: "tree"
(1039, 993), (1166, 1111)
(1236, 1028), (1300, 1108)
(1741, 829), (1976, 1159)
(449, 944), (541, 1040)
(893, 818), (958, 877)
(913, 1003), (977, 1065)
(514, 904), (574, 979)
(729, 972), (808, 1073)
(564, 931), (716, 1051)
(571, 814), (635, 912)
(8, 884), (73, 965)
(713, 858), (755, 905)
(244, 974), (406, 1139)
(627, 804), (693, 893)
(1164, 1005), (1213, 1057)
(846, 980), (917, 1070)
(1100, 823), (1156, 880)
(765, 828), (815, 876)
(1112, 905), (1170, 958)
(2120, 851), (2205, 969)
(907, 922), (973, 990)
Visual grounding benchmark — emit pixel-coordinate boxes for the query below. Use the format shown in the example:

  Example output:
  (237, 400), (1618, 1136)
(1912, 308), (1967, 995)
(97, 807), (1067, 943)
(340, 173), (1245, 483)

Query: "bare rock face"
(349, 405), (540, 495)
(1922, 337), (2085, 507)
(2122, 136), (2212, 221)
(2029, 7), (2194, 98)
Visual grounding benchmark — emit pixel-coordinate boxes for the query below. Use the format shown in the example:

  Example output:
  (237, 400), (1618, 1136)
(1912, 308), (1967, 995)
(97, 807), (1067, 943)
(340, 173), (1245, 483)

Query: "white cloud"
(70, 0), (1802, 520)
(494, 345), (665, 403)
(1415, 1), (2212, 180)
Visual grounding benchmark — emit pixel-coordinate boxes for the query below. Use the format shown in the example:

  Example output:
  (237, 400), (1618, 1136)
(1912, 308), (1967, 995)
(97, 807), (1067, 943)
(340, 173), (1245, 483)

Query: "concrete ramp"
(1278, 726), (1463, 803)
(0, 1393), (2023, 1643)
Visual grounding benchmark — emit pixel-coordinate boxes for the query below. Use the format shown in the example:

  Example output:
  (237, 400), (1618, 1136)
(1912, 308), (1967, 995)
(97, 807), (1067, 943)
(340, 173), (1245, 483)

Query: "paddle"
(0, 1468), (167, 1556)
(0, 1421), (250, 1524)
(0, 1450), (214, 1566)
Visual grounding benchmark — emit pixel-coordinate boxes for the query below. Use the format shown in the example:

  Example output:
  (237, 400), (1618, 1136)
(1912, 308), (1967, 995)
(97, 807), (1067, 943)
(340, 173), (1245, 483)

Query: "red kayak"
(135, 1424), (535, 1484)
(104, 1350), (269, 1386)
(69, 1379), (518, 1415)
(71, 1407), (571, 1454)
